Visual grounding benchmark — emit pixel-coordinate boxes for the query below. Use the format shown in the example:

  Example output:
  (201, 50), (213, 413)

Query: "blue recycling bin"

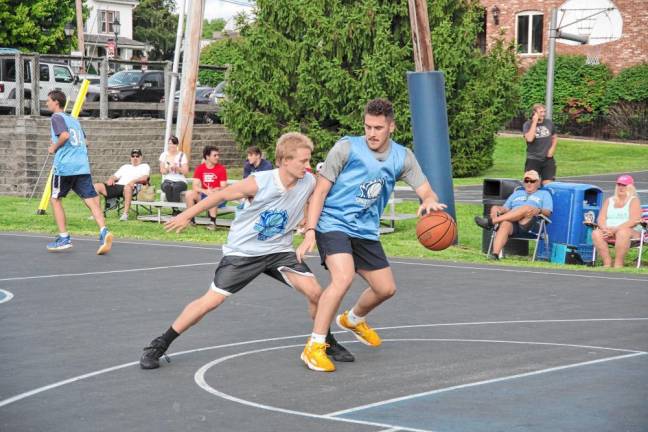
(538, 182), (603, 262)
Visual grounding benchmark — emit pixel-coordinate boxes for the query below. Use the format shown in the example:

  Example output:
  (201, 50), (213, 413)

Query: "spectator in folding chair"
(185, 145), (228, 230)
(94, 148), (150, 221)
(474, 170), (553, 260)
(590, 174), (644, 268)
(159, 135), (189, 213)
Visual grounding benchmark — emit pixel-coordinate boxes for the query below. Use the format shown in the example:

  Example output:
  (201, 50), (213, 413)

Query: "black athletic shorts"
(315, 230), (389, 271)
(525, 157), (556, 181)
(104, 184), (125, 199)
(210, 252), (313, 296)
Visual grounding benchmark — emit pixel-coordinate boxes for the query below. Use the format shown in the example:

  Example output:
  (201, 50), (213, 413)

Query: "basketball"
(416, 211), (456, 251)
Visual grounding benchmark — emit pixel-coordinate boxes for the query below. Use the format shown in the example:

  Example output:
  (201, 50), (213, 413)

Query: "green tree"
(0, 0), (76, 53)
(202, 18), (227, 39)
(133, 0), (178, 60)
(199, 37), (244, 86)
(222, 0), (518, 176)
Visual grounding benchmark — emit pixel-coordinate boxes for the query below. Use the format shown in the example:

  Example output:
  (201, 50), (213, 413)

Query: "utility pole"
(165, 0), (186, 152)
(406, 0), (457, 228)
(408, 0), (434, 71)
(75, 0), (85, 73)
(175, 0), (205, 157)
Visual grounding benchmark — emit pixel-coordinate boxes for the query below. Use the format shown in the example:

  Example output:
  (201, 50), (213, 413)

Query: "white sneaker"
(119, 213), (129, 221)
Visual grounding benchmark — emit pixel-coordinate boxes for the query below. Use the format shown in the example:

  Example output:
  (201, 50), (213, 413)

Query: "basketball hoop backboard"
(556, 0), (623, 46)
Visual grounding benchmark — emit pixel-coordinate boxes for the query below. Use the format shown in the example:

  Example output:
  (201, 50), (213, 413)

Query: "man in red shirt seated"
(185, 146), (228, 230)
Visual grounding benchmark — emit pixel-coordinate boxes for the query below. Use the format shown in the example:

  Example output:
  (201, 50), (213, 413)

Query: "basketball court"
(1, 232), (647, 431)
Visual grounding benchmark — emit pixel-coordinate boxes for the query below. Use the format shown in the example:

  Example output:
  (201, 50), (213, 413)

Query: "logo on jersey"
(356, 178), (385, 209)
(254, 209), (288, 240)
(535, 125), (551, 138)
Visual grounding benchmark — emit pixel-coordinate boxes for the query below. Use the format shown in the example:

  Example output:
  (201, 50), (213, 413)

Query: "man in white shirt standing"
(94, 148), (151, 221)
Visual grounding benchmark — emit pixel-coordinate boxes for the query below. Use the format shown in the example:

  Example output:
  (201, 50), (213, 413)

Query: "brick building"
(478, 0), (647, 74)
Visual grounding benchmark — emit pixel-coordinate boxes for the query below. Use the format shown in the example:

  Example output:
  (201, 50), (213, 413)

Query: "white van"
(0, 52), (79, 114)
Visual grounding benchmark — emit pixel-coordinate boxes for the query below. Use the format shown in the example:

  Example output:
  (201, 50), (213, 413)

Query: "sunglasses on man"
(523, 178), (538, 184)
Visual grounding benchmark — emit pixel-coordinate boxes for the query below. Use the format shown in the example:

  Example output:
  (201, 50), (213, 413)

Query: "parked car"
(86, 70), (165, 103)
(171, 86), (220, 124)
(0, 52), (80, 115)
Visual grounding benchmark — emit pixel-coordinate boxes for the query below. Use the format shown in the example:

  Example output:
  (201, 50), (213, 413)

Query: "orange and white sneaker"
(336, 311), (382, 347)
(301, 339), (335, 372)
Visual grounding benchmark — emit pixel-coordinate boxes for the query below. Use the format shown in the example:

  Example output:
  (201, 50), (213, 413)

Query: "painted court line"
(390, 260), (648, 283)
(0, 262), (218, 282)
(326, 351), (647, 417)
(194, 338), (645, 430)
(2, 233), (647, 283)
(0, 289), (14, 304)
(1, 319), (646, 411)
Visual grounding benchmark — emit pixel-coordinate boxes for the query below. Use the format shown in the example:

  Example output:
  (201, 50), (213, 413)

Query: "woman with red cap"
(591, 174), (643, 268)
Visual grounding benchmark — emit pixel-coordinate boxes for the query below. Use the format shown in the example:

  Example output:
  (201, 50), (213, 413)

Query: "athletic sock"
(325, 329), (338, 345)
(59, 232), (69, 238)
(209, 216), (216, 223)
(161, 326), (180, 346)
(310, 332), (326, 344)
(347, 308), (365, 326)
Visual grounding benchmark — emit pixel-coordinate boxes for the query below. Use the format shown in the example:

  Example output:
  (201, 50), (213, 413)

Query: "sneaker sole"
(335, 315), (380, 347)
(300, 352), (335, 372)
(47, 244), (73, 252)
(97, 232), (113, 255)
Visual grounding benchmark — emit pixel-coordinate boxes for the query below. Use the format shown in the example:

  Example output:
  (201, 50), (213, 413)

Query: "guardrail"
(0, 52), (227, 120)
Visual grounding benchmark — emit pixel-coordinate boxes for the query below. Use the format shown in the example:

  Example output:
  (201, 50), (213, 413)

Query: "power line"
(218, 0), (255, 7)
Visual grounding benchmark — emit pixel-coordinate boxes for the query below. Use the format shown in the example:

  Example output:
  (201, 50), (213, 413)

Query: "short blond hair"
(275, 132), (314, 164)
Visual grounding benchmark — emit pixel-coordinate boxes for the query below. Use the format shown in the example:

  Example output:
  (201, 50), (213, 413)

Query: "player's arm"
(401, 149), (446, 216)
(165, 176), (258, 233)
(524, 110), (539, 143)
(48, 115), (69, 154)
(414, 182), (447, 216)
(296, 177), (332, 262)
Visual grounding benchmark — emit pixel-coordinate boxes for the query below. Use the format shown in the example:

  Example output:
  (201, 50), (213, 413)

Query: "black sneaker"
(488, 252), (500, 260)
(140, 336), (171, 369)
(326, 338), (355, 362)
(474, 216), (494, 230)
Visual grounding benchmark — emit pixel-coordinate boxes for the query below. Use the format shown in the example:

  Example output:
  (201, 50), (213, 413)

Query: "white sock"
(347, 308), (365, 326)
(100, 226), (107, 232)
(310, 333), (326, 344)
(59, 232), (69, 238)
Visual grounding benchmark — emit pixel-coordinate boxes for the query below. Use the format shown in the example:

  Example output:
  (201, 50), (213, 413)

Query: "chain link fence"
(0, 53), (226, 123)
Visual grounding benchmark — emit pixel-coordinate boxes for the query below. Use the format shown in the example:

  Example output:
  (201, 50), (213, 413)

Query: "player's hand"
(417, 198), (447, 217)
(296, 230), (316, 263)
(532, 111), (539, 123)
(47, 144), (57, 154)
(165, 213), (191, 233)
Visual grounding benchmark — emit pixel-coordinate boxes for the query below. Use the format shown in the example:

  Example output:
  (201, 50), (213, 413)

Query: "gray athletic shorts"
(210, 252), (313, 296)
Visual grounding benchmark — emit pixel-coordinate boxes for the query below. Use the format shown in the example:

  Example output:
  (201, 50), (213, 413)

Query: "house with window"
(83, 0), (150, 61)
(478, 0), (647, 74)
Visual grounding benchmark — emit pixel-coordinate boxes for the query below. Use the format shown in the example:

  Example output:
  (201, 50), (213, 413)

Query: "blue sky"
(175, 0), (253, 24)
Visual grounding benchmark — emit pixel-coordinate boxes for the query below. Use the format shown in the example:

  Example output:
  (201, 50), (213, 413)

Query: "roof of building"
(84, 34), (150, 50)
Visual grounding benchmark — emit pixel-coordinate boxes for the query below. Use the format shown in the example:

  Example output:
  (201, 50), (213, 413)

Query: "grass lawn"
(1, 136), (646, 274)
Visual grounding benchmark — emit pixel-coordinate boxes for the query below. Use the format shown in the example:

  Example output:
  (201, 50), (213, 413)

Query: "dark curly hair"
(364, 98), (394, 121)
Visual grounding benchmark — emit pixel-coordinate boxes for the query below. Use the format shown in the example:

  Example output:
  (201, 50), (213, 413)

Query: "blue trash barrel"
(539, 182), (603, 262)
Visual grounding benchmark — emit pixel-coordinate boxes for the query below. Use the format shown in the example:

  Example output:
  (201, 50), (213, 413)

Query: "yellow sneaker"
(336, 311), (382, 347)
(301, 339), (335, 372)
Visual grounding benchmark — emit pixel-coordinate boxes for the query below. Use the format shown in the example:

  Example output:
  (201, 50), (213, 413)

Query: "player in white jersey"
(139, 132), (352, 369)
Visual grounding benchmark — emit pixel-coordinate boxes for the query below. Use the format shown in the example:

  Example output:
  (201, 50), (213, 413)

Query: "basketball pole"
(35, 80), (90, 214)
(406, 0), (457, 233)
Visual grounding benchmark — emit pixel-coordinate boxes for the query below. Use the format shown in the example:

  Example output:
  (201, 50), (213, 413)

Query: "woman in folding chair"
(591, 175), (644, 268)
(475, 170), (553, 260)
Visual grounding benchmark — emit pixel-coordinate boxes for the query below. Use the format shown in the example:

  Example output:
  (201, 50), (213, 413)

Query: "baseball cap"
(523, 170), (540, 181)
(616, 174), (634, 186)
(131, 148), (143, 156)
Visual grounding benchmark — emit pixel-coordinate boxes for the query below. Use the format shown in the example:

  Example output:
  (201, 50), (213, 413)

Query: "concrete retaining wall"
(0, 117), (245, 197)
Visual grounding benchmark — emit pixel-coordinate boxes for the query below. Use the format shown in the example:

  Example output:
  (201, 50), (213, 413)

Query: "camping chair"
(103, 177), (151, 217)
(589, 204), (648, 268)
(486, 214), (551, 262)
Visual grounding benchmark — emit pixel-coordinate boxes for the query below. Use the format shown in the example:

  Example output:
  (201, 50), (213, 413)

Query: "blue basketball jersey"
(317, 136), (407, 240)
(50, 113), (91, 176)
(223, 169), (315, 256)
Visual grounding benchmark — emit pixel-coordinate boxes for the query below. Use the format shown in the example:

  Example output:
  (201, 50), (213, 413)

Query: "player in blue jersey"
(45, 90), (112, 255)
(297, 99), (447, 372)
(139, 132), (352, 370)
